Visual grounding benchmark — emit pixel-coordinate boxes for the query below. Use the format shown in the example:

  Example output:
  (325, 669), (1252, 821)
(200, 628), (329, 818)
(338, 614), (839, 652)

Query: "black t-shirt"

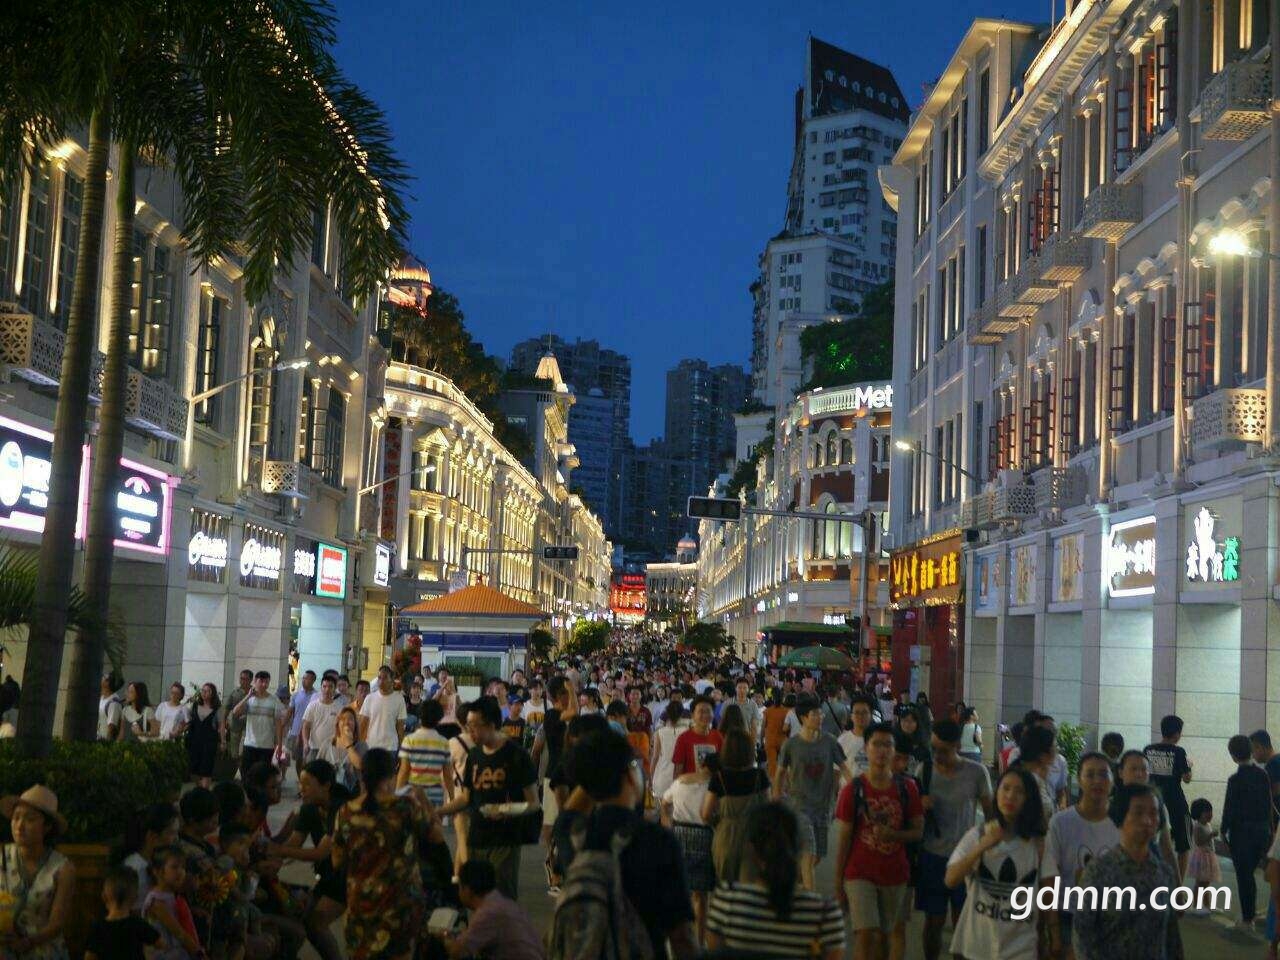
(1144, 742), (1191, 811)
(295, 785), (352, 884)
(553, 805), (694, 957)
(709, 767), (770, 797)
(543, 707), (567, 773)
(88, 916), (159, 960)
(464, 739), (537, 848)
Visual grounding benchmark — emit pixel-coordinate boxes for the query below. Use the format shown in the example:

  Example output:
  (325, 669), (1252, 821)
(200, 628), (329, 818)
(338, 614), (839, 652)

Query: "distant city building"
(568, 388), (614, 522)
(751, 37), (909, 407)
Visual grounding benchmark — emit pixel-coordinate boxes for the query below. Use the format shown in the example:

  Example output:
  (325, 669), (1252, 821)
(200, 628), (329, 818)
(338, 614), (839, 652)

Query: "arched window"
(246, 313), (279, 459)
(827, 434), (839, 465)
(824, 501), (840, 559)
(841, 439), (854, 463)
(814, 441), (824, 467)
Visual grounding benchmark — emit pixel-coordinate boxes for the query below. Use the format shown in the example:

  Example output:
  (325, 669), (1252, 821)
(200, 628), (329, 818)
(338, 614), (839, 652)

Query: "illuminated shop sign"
(374, 543), (392, 587)
(0, 415), (173, 554)
(1185, 505), (1240, 585)
(316, 543), (348, 599)
(889, 532), (963, 606)
(188, 510), (230, 584)
(1106, 516), (1156, 598)
(240, 524), (284, 589)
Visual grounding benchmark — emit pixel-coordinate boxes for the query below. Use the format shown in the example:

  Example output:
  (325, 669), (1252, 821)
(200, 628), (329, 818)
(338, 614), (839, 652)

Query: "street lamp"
(188, 357), (312, 406)
(894, 438), (982, 482)
(357, 464), (434, 497)
(1207, 228), (1280, 261)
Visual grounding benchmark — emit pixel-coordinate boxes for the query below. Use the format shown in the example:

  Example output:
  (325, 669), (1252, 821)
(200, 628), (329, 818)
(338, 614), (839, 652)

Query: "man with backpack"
(549, 728), (698, 960)
(833, 722), (924, 960)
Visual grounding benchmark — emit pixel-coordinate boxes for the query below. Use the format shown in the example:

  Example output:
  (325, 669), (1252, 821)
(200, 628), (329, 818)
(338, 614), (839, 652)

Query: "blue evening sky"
(332, 0), (1041, 440)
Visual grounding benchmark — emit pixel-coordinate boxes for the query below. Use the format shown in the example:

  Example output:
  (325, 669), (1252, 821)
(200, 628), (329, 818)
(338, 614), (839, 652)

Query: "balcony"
(1016, 257), (1059, 305)
(995, 276), (1038, 319)
(0, 306), (64, 387)
(1080, 183), (1142, 240)
(1035, 233), (1092, 282)
(261, 459), (311, 498)
(124, 368), (173, 437)
(1190, 388), (1265, 451)
(1199, 58), (1271, 141)
(959, 490), (995, 530)
(969, 301), (1022, 344)
(991, 475), (1037, 522)
(1032, 466), (1086, 511)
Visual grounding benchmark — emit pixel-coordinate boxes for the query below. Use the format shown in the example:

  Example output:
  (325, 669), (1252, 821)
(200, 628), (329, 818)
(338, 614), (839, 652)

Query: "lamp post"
(356, 463), (434, 497)
(893, 438), (982, 482)
(188, 357), (311, 406)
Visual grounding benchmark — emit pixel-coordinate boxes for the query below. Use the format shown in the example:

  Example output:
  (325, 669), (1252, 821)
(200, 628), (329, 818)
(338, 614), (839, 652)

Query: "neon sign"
(1107, 516), (1156, 598)
(1185, 507), (1240, 584)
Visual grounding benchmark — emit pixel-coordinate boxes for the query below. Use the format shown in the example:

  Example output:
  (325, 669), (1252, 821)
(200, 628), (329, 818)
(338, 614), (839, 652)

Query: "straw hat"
(0, 785), (68, 837)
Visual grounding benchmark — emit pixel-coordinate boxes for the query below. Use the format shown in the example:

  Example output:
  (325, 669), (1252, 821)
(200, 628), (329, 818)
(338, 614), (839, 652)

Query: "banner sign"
(1107, 516), (1156, 598)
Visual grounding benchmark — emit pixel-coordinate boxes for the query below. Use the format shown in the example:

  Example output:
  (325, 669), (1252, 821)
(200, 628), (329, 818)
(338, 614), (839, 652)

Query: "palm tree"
(5, 0), (408, 752)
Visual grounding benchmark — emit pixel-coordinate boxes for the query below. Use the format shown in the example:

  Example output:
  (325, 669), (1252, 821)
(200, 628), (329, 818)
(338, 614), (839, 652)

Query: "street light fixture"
(1207, 227), (1280, 261)
(357, 464), (434, 497)
(894, 438), (982, 482)
(188, 357), (313, 406)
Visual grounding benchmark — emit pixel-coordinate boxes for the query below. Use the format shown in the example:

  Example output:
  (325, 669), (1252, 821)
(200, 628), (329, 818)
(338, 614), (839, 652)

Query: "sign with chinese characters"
(973, 552), (1001, 611)
(889, 532), (963, 606)
(240, 523), (284, 590)
(188, 509), (230, 584)
(1106, 516), (1156, 598)
(1010, 543), (1037, 607)
(374, 543), (392, 587)
(1052, 533), (1084, 603)
(315, 542), (348, 599)
(0, 415), (174, 554)
(1183, 499), (1242, 589)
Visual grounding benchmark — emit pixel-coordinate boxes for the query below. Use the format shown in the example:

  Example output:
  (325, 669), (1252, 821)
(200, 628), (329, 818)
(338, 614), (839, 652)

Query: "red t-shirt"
(672, 728), (724, 775)
(835, 774), (923, 885)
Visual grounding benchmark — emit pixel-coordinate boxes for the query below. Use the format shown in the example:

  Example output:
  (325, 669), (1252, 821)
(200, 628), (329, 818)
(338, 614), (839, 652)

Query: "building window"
(194, 291), (224, 425)
(977, 68), (991, 155)
(318, 388), (345, 486)
(18, 159), (52, 317)
(128, 233), (176, 379)
(247, 332), (277, 458)
(54, 172), (83, 329)
(310, 206), (328, 271)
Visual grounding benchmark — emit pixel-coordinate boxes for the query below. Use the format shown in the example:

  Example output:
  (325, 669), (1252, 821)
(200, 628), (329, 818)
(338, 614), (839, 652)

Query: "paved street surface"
(268, 789), (1270, 959)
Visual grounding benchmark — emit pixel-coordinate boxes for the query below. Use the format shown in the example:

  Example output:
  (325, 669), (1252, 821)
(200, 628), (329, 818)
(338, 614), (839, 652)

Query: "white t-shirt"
(948, 827), (1040, 960)
(1041, 806), (1121, 912)
(155, 701), (190, 739)
(360, 687), (407, 751)
(122, 851), (151, 910)
(98, 696), (122, 740)
(241, 694), (285, 749)
(663, 777), (710, 824)
(302, 697), (344, 758)
(784, 710), (802, 738)
(960, 721), (983, 752)
(121, 705), (154, 740)
(837, 731), (868, 775)
(694, 679), (714, 695)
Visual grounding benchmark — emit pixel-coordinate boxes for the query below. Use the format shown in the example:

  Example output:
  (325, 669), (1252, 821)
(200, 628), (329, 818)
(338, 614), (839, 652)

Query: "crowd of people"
(1, 631), (1279, 959)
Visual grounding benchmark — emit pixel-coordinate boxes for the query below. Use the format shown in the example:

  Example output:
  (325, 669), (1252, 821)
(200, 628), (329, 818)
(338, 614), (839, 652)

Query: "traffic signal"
(687, 496), (742, 521)
(542, 545), (579, 560)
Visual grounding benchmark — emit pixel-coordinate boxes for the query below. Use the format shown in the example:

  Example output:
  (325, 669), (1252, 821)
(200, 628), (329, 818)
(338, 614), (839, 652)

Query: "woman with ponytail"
(331, 748), (437, 960)
(705, 802), (844, 959)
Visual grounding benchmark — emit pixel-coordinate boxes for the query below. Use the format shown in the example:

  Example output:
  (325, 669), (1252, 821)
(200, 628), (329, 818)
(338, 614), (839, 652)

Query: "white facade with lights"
(885, 0), (1280, 811)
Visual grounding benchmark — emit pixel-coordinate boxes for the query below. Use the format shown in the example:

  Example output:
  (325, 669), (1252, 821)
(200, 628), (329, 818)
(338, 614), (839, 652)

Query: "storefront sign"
(0, 415), (174, 554)
(973, 553), (1000, 611)
(316, 542), (348, 599)
(1052, 533), (1084, 603)
(1106, 516), (1156, 598)
(1010, 543), (1037, 607)
(374, 543), (392, 587)
(1183, 501), (1241, 587)
(240, 523), (284, 590)
(188, 510), (230, 584)
(889, 531), (963, 606)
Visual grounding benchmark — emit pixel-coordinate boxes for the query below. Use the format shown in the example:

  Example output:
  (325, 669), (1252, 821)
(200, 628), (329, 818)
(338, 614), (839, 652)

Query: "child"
(217, 822), (277, 960)
(86, 867), (160, 960)
(144, 845), (205, 959)
(893, 732), (924, 911)
(1188, 798), (1221, 915)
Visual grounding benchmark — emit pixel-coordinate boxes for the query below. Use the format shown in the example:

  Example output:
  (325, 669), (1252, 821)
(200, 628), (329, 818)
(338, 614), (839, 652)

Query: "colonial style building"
(697, 381), (892, 659)
(883, 0), (1278, 812)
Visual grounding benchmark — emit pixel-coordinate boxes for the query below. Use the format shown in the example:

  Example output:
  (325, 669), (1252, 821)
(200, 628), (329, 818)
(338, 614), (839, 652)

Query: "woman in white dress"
(650, 700), (687, 804)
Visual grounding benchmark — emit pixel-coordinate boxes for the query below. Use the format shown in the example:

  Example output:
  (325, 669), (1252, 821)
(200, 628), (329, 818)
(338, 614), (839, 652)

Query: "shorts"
(286, 735), (303, 764)
(794, 805), (831, 858)
(846, 879), (910, 933)
(1169, 806), (1191, 853)
(915, 851), (965, 918)
(541, 777), (560, 827)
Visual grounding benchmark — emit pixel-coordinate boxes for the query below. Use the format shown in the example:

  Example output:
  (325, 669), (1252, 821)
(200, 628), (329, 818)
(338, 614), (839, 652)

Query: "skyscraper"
(751, 37), (910, 407)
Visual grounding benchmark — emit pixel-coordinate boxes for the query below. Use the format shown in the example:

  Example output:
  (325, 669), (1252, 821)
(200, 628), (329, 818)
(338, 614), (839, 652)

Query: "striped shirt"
(398, 726), (450, 803)
(706, 882), (843, 957)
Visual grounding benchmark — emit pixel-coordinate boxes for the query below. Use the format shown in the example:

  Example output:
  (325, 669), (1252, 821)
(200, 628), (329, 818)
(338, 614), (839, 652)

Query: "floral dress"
(332, 796), (433, 960)
(0, 844), (71, 960)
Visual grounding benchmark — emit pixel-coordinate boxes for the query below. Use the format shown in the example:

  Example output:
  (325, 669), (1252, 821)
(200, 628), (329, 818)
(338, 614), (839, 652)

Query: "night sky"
(332, 0), (1041, 440)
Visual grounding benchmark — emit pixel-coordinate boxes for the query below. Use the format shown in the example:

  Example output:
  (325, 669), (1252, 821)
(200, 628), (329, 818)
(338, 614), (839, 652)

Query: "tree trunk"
(63, 143), (135, 742)
(16, 106), (112, 758)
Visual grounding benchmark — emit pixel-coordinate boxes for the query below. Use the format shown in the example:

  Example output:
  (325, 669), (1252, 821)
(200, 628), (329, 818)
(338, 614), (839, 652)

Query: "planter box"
(60, 842), (111, 958)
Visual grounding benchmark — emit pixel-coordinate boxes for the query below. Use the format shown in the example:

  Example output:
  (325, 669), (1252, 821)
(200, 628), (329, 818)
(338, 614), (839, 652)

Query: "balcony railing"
(1190, 388), (1265, 451)
(1035, 233), (1092, 282)
(995, 275), (1039, 319)
(991, 475), (1037, 522)
(124, 368), (175, 438)
(1199, 57), (1271, 141)
(1080, 182), (1142, 241)
(959, 490), (996, 530)
(1032, 466), (1087, 512)
(0, 305), (106, 400)
(261, 459), (312, 498)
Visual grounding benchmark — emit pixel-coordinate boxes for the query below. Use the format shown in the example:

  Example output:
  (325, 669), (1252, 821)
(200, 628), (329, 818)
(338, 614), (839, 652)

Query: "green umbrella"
(777, 645), (856, 671)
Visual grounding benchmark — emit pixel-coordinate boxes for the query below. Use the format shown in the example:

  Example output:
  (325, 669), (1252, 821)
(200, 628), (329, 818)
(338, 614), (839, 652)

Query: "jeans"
(1228, 823), (1270, 922)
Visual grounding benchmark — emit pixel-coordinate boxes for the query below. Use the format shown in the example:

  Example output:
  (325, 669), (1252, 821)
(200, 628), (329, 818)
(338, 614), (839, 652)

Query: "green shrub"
(1057, 721), (1088, 780)
(0, 740), (188, 843)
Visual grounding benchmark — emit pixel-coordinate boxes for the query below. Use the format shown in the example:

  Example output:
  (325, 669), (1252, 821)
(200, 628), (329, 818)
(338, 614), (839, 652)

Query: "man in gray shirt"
(774, 696), (853, 889)
(918, 719), (993, 960)
(819, 686), (850, 739)
(730, 678), (761, 741)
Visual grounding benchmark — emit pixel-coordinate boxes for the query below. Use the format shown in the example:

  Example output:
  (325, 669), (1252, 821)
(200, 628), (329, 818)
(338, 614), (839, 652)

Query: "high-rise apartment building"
(752, 37), (910, 407)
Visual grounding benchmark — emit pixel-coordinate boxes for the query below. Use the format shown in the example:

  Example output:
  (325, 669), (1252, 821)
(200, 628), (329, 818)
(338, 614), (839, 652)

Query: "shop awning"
(400, 583), (546, 618)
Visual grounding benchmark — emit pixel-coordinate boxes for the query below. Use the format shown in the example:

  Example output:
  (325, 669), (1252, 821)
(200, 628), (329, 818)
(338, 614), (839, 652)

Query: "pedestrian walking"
(186, 683), (222, 789)
(672, 696), (723, 776)
(302, 674), (343, 765)
(1145, 714), (1193, 878)
(1223, 733), (1271, 930)
(397, 698), (454, 807)
(155, 683), (190, 742)
(284, 670), (318, 783)
(222, 670), (253, 757)
(775, 696), (851, 890)
(703, 727), (769, 885)
(1186, 798), (1221, 909)
(230, 671), (285, 781)
(661, 756), (714, 941)
(358, 666), (407, 753)
(650, 700), (686, 805)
